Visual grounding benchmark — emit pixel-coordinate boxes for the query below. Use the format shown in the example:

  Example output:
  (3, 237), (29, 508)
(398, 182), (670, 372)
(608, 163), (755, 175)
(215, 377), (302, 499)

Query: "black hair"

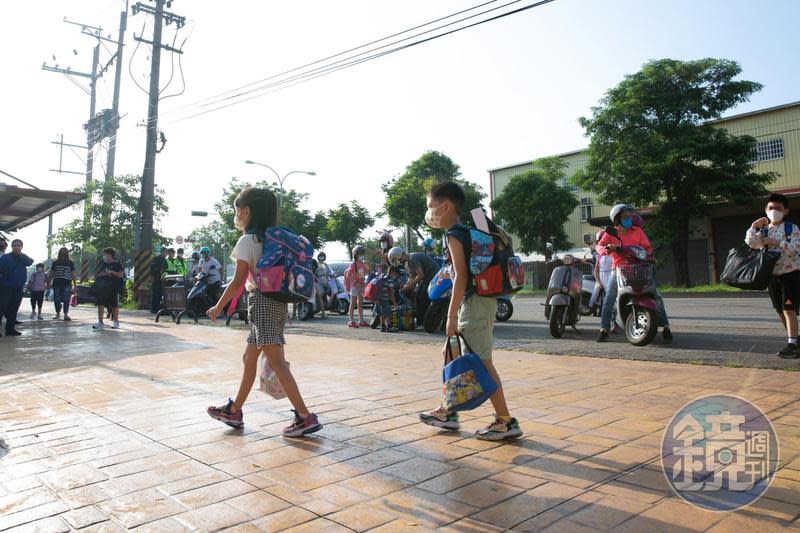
(428, 181), (466, 214)
(235, 187), (278, 239)
(36, 263), (45, 269)
(768, 193), (789, 209)
(177, 248), (184, 254)
(102, 247), (116, 258)
(11, 239), (22, 246)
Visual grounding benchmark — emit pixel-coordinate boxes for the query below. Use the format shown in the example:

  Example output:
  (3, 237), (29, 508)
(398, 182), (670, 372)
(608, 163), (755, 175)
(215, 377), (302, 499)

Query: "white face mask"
(425, 205), (446, 228)
(380, 242), (388, 250)
(767, 209), (785, 223)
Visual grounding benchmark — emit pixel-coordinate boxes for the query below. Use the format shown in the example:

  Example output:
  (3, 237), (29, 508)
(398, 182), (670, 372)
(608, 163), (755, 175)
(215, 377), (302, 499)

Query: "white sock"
(789, 337), (797, 344)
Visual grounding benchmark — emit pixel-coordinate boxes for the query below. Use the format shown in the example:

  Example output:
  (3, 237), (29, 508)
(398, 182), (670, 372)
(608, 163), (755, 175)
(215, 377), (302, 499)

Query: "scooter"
(605, 229), (659, 346)
(186, 271), (216, 319)
(423, 266), (516, 332)
(298, 277), (350, 320)
(544, 243), (594, 338)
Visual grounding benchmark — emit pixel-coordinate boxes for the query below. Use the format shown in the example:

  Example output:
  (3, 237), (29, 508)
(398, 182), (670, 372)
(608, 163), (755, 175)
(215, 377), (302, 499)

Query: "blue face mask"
(621, 218), (633, 229)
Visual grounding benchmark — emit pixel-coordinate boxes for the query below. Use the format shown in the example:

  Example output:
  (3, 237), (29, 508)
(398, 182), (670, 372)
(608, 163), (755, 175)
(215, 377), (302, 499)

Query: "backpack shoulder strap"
(785, 221), (794, 241)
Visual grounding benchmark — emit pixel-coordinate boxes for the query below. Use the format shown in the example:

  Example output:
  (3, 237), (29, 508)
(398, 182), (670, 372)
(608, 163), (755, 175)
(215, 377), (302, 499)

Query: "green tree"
(210, 177), (328, 250)
(324, 201), (375, 258)
(573, 58), (775, 286)
(186, 220), (230, 262)
(382, 151), (485, 240)
(490, 158), (579, 260)
(53, 174), (169, 265)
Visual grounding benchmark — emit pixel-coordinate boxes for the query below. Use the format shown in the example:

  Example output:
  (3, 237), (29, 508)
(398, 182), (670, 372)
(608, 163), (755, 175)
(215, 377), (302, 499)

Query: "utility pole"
(131, 0), (185, 305)
(48, 134), (88, 261)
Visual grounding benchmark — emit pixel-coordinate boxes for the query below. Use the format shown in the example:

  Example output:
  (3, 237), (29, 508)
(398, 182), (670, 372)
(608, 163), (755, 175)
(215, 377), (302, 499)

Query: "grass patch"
(783, 366), (800, 372)
(689, 360), (705, 365)
(658, 283), (746, 293)
(722, 361), (744, 368)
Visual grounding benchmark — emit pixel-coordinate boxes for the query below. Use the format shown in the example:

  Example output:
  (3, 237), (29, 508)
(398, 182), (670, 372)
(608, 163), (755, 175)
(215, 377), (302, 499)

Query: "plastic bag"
(69, 293), (78, 307)
(259, 353), (288, 399)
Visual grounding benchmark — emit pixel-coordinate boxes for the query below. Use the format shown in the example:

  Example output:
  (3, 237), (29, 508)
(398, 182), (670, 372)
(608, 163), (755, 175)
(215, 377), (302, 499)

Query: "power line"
(164, 0), (556, 125)
(164, 0), (503, 116)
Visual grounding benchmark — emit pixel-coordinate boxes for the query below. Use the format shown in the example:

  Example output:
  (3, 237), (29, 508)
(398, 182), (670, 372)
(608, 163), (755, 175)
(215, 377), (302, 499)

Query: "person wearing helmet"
(378, 231), (395, 268)
(423, 238), (436, 256)
(188, 251), (201, 278)
(316, 252), (334, 308)
(199, 246), (223, 304)
(389, 245), (439, 320)
(596, 205), (672, 343)
(345, 245), (369, 327)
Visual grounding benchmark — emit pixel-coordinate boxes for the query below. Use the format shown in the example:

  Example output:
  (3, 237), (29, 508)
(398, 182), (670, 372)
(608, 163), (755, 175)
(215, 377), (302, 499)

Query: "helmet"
(200, 246), (211, 254)
(423, 238), (435, 250)
(387, 246), (406, 266)
(352, 245), (365, 258)
(609, 203), (635, 224)
(378, 231), (394, 246)
(317, 252), (327, 262)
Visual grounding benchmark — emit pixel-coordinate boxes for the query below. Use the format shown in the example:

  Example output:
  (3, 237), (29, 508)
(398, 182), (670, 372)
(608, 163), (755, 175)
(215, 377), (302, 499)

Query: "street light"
(244, 160), (316, 192)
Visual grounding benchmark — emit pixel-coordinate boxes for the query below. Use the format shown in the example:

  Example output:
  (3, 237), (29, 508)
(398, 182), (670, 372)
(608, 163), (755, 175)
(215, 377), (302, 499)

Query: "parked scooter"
(604, 227), (659, 346)
(297, 277), (350, 320)
(544, 243), (594, 338)
(186, 271), (215, 318)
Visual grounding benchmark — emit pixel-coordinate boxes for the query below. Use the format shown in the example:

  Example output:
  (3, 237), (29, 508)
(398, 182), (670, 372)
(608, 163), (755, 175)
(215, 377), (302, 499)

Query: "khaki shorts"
(454, 294), (496, 360)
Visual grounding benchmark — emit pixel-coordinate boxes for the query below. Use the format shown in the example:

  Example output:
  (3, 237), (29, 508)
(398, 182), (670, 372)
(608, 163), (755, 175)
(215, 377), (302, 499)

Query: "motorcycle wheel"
(337, 298), (349, 315)
(549, 305), (566, 338)
(496, 300), (513, 322)
(297, 302), (315, 321)
(625, 307), (658, 346)
(424, 300), (448, 334)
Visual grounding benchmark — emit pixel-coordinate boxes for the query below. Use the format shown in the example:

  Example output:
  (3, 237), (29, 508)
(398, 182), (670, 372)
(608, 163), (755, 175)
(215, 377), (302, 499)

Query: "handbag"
(721, 224), (792, 290)
(441, 336), (497, 412)
(259, 353), (288, 399)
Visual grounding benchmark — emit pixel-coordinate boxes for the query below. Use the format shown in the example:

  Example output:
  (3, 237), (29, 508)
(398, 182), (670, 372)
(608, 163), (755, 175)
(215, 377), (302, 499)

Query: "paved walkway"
(0, 308), (799, 532)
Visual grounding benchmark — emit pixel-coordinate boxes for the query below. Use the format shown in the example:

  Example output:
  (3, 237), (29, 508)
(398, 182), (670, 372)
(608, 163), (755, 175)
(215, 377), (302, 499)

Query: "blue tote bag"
(441, 336), (497, 412)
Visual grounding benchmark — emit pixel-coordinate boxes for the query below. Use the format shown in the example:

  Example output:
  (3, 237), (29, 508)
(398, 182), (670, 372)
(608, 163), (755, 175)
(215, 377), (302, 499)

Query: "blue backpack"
(252, 226), (315, 303)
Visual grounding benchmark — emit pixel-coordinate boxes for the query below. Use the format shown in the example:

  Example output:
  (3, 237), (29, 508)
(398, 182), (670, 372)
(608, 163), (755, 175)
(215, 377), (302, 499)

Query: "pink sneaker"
(207, 399), (243, 429)
(358, 321), (369, 327)
(282, 410), (322, 437)
(348, 321), (359, 328)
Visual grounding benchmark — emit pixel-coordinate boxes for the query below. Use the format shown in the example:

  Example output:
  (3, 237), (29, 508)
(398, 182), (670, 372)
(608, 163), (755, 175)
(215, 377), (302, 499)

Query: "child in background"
(206, 187), (321, 437)
(346, 245), (369, 328)
(27, 263), (47, 320)
(379, 266), (400, 333)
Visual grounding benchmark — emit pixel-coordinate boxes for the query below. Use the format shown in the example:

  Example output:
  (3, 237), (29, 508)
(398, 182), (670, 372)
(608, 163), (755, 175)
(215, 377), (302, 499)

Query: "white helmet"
(609, 203), (635, 224)
(387, 246), (406, 266)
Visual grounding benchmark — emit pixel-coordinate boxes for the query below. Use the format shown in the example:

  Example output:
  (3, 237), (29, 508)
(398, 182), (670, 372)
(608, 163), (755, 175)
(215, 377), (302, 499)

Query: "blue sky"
(2, 0), (798, 261)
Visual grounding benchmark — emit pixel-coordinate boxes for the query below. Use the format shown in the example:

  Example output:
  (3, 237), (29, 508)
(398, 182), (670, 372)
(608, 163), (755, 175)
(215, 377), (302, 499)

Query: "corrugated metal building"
(488, 101), (800, 285)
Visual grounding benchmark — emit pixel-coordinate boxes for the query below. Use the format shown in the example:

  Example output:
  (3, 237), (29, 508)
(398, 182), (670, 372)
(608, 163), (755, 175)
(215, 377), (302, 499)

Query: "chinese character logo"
(661, 394), (779, 511)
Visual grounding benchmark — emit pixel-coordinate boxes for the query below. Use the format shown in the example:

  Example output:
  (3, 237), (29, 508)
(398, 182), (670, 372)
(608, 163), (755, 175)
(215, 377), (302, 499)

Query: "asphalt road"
(265, 295), (800, 370)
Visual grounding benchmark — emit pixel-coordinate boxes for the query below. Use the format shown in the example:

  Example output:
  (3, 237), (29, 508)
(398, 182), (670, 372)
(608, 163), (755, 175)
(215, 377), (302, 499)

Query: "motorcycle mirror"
(546, 242), (554, 251)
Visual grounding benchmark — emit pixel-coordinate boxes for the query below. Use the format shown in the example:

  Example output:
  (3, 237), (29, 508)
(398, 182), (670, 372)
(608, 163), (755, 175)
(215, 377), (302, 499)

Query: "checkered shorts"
(247, 290), (287, 347)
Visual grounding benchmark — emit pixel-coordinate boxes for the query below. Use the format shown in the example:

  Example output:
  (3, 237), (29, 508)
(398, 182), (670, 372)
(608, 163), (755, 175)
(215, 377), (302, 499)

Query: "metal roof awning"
(0, 183), (86, 232)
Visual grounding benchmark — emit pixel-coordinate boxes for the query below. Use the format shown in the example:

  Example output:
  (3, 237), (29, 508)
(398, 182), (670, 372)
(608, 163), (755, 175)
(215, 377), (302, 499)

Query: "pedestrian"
(206, 186), (322, 436)
(0, 239), (34, 337)
(198, 246), (223, 303)
(419, 181), (523, 440)
(596, 204), (673, 343)
(388, 246), (439, 321)
(378, 266), (401, 332)
(27, 263), (47, 320)
(150, 247), (168, 313)
(316, 252), (333, 308)
(48, 247), (77, 321)
(746, 193), (800, 358)
(345, 245), (369, 328)
(92, 248), (124, 330)
(188, 251), (200, 278)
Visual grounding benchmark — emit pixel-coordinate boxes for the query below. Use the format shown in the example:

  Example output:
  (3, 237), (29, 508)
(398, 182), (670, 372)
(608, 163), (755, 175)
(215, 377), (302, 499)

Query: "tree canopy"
(324, 201), (375, 258)
(53, 174), (168, 262)
(382, 150), (485, 240)
(573, 58), (774, 286)
(490, 157), (579, 259)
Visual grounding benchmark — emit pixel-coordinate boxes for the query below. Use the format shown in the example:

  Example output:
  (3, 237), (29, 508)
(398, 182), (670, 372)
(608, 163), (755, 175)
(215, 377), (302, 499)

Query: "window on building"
(752, 138), (784, 163)
(560, 178), (579, 192)
(580, 197), (593, 222)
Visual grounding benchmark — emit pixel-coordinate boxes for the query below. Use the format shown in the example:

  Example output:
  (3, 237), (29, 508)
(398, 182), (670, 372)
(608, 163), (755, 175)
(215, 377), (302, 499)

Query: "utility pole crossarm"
(132, 34), (184, 54)
(41, 65), (94, 79)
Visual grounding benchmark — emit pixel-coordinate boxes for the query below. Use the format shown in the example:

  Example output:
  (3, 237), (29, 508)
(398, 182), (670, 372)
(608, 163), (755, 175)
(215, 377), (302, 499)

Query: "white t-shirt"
(200, 257), (222, 284)
(231, 234), (262, 291)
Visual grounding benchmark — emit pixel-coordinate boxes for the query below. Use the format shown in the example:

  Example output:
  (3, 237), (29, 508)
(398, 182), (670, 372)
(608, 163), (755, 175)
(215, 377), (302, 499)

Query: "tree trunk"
(672, 215), (691, 287)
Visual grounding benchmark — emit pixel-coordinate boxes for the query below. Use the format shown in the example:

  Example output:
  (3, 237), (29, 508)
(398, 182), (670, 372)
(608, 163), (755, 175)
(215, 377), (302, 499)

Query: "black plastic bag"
(721, 246), (780, 291)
